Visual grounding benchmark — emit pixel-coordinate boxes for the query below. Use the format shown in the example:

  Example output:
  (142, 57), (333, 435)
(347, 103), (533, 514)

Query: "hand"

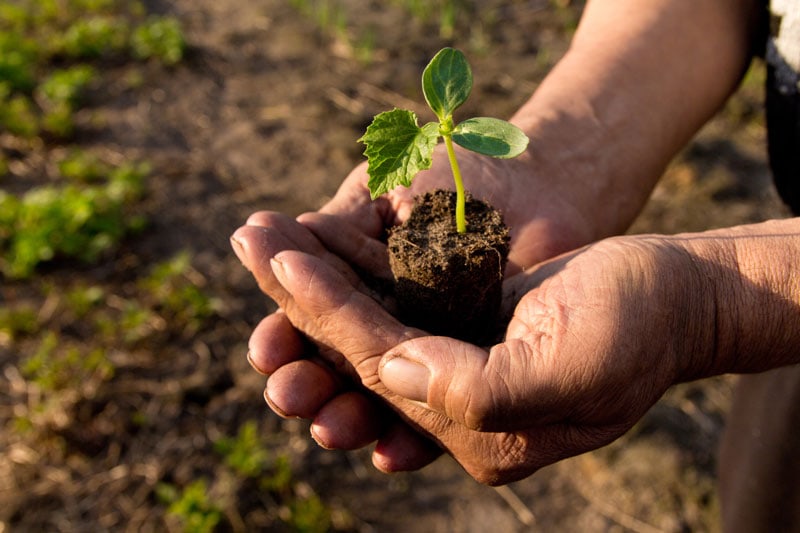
(257, 233), (715, 484)
(233, 148), (596, 472)
(233, 209), (443, 470)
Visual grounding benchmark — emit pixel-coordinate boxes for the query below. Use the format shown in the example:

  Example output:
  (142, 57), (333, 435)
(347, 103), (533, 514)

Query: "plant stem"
(443, 133), (467, 233)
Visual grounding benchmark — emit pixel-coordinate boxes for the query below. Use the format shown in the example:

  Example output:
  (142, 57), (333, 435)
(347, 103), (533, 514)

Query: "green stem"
(443, 133), (466, 233)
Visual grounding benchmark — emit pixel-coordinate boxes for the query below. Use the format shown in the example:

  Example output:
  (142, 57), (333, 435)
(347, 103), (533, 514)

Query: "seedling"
(359, 47), (528, 233)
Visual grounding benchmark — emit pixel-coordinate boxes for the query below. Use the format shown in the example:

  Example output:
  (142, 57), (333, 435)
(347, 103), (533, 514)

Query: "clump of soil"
(387, 189), (510, 344)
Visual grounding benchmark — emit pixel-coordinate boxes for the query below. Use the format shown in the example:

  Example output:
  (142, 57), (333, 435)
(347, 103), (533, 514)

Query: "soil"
(388, 190), (510, 344)
(1, 0), (793, 532)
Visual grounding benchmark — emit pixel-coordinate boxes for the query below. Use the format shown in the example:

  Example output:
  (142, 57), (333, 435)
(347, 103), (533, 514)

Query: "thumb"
(379, 337), (563, 433)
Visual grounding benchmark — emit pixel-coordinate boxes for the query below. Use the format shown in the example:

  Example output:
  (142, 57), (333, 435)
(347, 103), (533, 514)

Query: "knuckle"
(460, 387), (498, 431)
(246, 210), (286, 227)
(465, 434), (538, 486)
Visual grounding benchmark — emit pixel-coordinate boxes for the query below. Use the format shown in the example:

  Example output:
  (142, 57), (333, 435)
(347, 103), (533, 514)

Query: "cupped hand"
(232, 209), (444, 470)
(258, 233), (714, 484)
(316, 146), (594, 275)
(233, 145), (608, 473)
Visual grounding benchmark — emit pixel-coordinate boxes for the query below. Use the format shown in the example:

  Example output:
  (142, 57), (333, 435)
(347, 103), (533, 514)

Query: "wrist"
(673, 218), (800, 379)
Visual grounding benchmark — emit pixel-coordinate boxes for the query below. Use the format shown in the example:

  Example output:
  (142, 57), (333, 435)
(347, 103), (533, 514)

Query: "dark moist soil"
(389, 190), (509, 344)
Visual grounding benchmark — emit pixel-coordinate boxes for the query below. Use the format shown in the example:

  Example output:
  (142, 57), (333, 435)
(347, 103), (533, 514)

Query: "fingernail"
(380, 356), (429, 403)
(230, 236), (248, 267)
(269, 256), (287, 286)
(263, 386), (291, 419)
(247, 350), (267, 375)
(309, 424), (333, 450)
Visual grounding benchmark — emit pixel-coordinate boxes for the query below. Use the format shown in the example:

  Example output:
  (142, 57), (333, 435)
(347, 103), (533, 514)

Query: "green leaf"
(422, 47), (472, 121)
(359, 109), (440, 199)
(452, 117), (529, 158)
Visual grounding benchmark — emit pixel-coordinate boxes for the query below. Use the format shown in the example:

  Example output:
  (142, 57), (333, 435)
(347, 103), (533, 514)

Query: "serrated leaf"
(452, 117), (529, 158)
(422, 47), (472, 121)
(359, 109), (440, 199)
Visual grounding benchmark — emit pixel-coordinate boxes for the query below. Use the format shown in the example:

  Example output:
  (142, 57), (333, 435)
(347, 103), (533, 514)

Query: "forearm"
(677, 217), (800, 379)
(510, 0), (762, 240)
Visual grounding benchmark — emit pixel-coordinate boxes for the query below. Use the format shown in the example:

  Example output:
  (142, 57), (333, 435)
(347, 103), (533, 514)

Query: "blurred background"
(0, 1), (790, 531)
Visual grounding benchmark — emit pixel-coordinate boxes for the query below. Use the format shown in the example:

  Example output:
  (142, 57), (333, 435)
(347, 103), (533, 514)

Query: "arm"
(261, 217), (800, 485)
(498, 0), (763, 265)
(677, 218), (800, 379)
(234, 0), (767, 473)
(317, 0), (763, 270)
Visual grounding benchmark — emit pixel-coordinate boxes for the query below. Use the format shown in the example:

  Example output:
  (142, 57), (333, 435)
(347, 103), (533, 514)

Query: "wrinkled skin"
(233, 209), (712, 484)
(231, 0), (767, 488)
(233, 150), (603, 473)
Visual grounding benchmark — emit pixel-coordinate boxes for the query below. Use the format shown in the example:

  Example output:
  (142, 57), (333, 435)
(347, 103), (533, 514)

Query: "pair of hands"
(231, 152), (704, 485)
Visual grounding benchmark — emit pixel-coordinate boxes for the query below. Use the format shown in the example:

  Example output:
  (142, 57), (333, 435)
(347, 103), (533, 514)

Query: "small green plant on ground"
(391, 0), (464, 39)
(213, 420), (293, 490)
(287, 491), (332, 533)
(137, 251), (217, 335)
(360, 47), (528, 232)
(212, 420), (333, 531)
(130, 16), (186, 65)
(21, 331), (114, 392)
(0, 304), (38, 343)
(156, 479), (223, 533)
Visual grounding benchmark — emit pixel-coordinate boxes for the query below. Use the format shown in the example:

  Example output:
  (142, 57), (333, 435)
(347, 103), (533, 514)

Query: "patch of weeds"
(213, 420), (292, 491)
(131, 16), (185, 65)
(21, 331), (114, 392)
(288, 491), (332, 533)
(36, 64), (97, 136)
(0, 304), (38, 343)
(137, 251), (219, 336)
(56, 251), (216, 348)
(0, 31), (38, 92)
(156, 479), (223, 533)
(64, 283), (105, 317)
(393, 0), (464, 39)
(212, 420), (333, 531)
(0, 1), (188, 277)
(4, 250), (218, 439)
(0, 161), (149, 279)
(0, 81), (39, 137)
(13, 329), (116, 432)
(59, 15), (130, 59)
(57, 148), (111, 182)
(0, 3), (180, 139)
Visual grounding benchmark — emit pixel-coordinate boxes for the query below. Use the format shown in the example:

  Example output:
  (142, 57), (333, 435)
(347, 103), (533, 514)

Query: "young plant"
(359, 47), (528, 233)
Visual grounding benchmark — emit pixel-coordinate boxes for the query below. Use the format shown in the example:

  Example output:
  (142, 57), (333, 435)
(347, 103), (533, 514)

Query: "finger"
(310, 391), (387, 450)
(265, 360), (339, 419)
(266, 249), (577, 483)
(372, 422), (443, 473)
(231, 213), (385, 306)
(269, 249), (422, 385)
(248, 310), (306, 375)
(317, 162), (397, 232)
(379, 335), (571, 432)
(297, 212), (392, 281)
(245, 211), (325, 251)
